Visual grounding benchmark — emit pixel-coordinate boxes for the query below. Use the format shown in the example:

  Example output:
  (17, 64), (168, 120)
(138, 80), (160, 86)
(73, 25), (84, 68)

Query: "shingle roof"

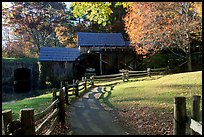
(38, 47), (80, 62)
(77, 32), (126, 47)
(125, 41), (130, 46)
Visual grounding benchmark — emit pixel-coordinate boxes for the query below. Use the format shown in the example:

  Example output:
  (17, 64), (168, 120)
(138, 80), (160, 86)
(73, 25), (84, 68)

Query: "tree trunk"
(187, 52), (192, 72)
(184, 3), (192, 72)
(186, 41), (192, 72)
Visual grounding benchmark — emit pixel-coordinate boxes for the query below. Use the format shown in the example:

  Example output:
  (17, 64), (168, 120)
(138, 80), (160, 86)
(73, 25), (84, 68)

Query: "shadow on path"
(99, 86), (115, 108)
(70, 87), (127, 135)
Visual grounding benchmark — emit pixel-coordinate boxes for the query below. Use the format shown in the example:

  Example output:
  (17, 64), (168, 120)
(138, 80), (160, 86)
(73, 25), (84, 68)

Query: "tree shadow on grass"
(99, 86), (115, 108)
(128, 75), (165, 82)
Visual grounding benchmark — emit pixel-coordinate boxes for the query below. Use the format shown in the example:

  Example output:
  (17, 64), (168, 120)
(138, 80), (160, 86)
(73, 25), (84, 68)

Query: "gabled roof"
(77, 32), (126, 47)
(38, 47), (80, 62)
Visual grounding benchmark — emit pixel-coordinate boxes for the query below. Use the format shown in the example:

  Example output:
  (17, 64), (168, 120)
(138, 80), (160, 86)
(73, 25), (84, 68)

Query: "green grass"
(2, 93), (53, 120)
(100, 71), (202, 118)
(2, 57), (38, 62)
(98, 71), (202, 135)
(2, 84), (91, 120)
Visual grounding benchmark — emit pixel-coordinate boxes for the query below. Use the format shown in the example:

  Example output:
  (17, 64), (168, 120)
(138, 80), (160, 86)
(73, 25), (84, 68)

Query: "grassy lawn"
(2, 84), (91, 120)
(2, 93), (53, 120)
(99, 71), (202, 135)
(101, 71), (202, 113)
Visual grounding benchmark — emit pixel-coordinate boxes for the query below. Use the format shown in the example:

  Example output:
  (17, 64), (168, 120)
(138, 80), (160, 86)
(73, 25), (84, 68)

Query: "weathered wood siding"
(39, 61), (74, 84)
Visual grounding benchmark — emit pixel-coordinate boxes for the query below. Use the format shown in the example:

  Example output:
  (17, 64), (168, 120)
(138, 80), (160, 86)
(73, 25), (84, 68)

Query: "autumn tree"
(2, 20), (36, 58)
(2, 2), (69, 56)
(54, 9), (82, 48)
(70, 2), (130, 39)
(124, 2), (202, 71)
(53, 2), (130, 48)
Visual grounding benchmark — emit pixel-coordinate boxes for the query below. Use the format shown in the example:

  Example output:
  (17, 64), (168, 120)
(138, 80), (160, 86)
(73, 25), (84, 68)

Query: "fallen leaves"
(110, 105), (173, 135)
(35, 106), (73, 135)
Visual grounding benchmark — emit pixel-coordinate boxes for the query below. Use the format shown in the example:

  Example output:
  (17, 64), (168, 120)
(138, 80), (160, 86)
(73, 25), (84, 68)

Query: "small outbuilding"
(38, 47), (80, 88)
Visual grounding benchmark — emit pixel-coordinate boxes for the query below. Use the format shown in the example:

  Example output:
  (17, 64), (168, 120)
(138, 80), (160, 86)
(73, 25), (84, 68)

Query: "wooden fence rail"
(173, 95), (202, 135)
(34, 98), (59, 121)
(92, 67), (168, 84)
(2, 77), (92, 135)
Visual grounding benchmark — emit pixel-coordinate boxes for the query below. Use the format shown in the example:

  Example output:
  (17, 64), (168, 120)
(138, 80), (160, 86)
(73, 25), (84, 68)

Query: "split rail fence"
(2, 78), (92, 135)
(173, 95), (202, 135)
(92, 67), (169, 84)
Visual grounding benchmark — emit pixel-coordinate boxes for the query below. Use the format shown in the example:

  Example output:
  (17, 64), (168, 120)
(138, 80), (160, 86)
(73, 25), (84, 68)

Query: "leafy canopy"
(124, 2), (202, 57)
(70, 2), (130, 26)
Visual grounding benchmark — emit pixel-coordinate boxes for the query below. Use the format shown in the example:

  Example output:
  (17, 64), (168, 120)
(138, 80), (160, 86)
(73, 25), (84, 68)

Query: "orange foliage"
(124, 2), (202, 57)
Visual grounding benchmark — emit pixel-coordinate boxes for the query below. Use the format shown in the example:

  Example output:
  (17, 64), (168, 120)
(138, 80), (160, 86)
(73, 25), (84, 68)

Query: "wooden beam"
(100, 52), (103, 75)
(190, 119), (202, 135)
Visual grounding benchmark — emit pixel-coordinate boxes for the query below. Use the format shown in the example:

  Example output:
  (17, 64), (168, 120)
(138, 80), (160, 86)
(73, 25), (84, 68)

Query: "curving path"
(70, 87), (127, 135)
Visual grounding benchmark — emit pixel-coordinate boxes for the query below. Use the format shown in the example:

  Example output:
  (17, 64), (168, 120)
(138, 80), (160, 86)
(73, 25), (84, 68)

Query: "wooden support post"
(166, 66), (169, 74)
(100, 52), (103, 75)
(60, 81), (64, 88)
(2, 116), (5, 135)
(173, 97), (187, 135)
(147, 68), (151, 77)
(84, 77), (87, 90)
(75, 80), (79, 97)
(20, 108), (35, 135)
(191, 95), (201, 135)
(82, 76), (84, 81)
(65, 81), (69, 105)
(2, 110), (12, 135)
(59, 88), (65, 125)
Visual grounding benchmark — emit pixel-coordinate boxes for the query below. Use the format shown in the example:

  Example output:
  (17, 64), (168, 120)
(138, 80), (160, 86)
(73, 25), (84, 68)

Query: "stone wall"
(2, 61), (39, 90)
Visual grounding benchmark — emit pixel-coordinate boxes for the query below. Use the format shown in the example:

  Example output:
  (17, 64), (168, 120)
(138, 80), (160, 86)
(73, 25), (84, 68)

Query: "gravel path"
(70, 87), (127, 135)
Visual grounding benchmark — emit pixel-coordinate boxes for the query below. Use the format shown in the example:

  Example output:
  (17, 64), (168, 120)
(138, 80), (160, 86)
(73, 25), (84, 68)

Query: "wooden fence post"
(122, 72), (125, 81)
(83, 77), (87, 90)
(75, 80), (79, 97)
(121, 70), (128, 82)
(20, 108), (35, 135)
(60, 81), (64, 88)
(126, 70), (129, 81)
(59, 88), (65, 125)
(65, 81), (69, 105)
(90, 76), (94, 86)
(147, 68), (151, 77)
(191, 95), (201, 135)
(52, 88), (57, 101)
(173, 97), (187, 135)
(2, 110), (12, 135)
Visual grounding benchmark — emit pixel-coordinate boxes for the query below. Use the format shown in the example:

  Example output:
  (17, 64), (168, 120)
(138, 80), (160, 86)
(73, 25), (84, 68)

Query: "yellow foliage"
(190, 2), (202, 17)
